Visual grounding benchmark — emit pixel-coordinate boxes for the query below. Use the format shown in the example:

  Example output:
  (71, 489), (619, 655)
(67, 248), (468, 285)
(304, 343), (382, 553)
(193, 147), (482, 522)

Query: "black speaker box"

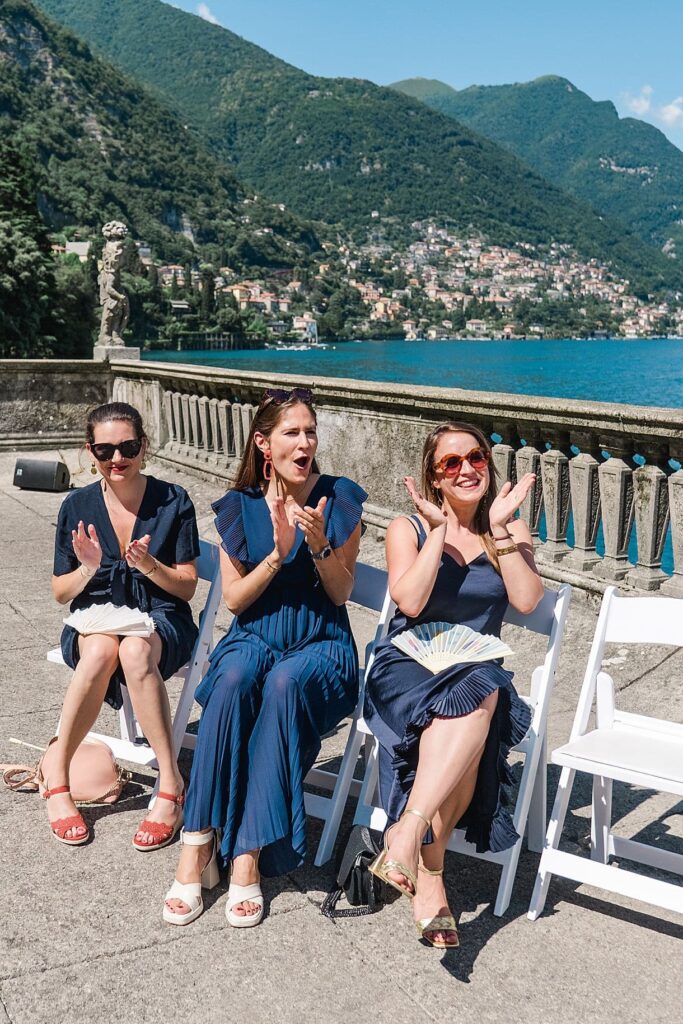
(13, 458), (71, 492)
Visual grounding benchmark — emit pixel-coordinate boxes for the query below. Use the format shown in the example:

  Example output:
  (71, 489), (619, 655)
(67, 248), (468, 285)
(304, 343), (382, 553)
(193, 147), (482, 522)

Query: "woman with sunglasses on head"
(164, 387), (367, 928)
(48, 402), (200, 849)
(364, 421), (543, 948)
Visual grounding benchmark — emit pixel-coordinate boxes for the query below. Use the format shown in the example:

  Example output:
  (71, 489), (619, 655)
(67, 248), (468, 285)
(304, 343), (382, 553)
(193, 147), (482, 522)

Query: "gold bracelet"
(496, 543), (519, 557)
(142, 557), (159, 577)
(264, 558), (280, 575)
(79, 563), (96, 579)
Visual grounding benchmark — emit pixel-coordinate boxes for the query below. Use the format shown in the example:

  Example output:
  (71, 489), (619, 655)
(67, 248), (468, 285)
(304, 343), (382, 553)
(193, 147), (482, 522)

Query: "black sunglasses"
(262, 387), (314, 406)
(90, 438), (143, 461)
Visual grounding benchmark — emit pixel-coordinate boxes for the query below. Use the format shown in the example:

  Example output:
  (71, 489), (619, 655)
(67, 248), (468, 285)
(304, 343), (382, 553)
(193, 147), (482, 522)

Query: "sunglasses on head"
(90, 438), (143, 462)
(262, 387), (314, 406)
(434, 447), (490, 478)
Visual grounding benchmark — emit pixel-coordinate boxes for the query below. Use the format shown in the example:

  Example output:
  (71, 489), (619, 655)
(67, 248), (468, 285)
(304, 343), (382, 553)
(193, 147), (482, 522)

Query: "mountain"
(35, 0), (683, 294)
(0, 0), (318, 266)
(392, 75), (683, 254)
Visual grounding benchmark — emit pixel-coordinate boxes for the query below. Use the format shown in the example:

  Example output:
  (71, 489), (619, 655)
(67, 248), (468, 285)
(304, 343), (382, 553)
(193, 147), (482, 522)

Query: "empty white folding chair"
(312, 575), (571, 916)
(48, 539), (222, 773)
(528, 586), (683, 920)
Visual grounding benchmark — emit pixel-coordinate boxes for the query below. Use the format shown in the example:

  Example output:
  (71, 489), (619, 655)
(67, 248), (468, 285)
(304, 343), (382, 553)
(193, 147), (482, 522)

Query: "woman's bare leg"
(118, 634), (184, 845)
(45, 634), (120, 838)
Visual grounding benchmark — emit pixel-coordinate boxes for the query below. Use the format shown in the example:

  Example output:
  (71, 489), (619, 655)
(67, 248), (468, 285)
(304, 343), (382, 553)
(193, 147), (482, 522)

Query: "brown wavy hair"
(421, 420), (501, 571)
(233, 395), (321, 491)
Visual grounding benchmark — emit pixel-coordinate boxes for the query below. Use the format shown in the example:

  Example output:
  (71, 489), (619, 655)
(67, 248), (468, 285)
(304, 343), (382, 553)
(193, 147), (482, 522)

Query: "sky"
(171, 0), (683, 151)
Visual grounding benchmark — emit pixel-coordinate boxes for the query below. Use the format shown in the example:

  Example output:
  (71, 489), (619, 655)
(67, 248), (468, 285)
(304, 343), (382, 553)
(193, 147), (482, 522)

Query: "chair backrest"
(503, 588), (559, 636)
(349, 562), (390, 613)
(196, 538), (220, 582)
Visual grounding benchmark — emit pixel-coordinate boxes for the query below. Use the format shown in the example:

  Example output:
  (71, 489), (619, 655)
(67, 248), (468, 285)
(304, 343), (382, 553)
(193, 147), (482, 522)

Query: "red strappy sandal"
(42, 785), (90, 847)
(132, 789), (185, 852)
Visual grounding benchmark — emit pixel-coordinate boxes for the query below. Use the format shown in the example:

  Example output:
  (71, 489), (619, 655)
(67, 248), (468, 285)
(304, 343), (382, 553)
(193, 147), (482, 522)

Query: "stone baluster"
(661, 469), (683, 596)
(218, 400), (233, 458)
(163, 391), (175, 452)
(515, 445), (543, 537)
(491, 444), (516, 488)
(231, 403), (245, 458)
(593, 445), (634, 583)
(171, 392), (183, 453)
(188, 395), (200, 458)
(198, 396), (211, 461)
(626, 458), (671, 591)
(180, 394), (192, 458)
(241, 404), (256, 447)
(564, 452), (601, 571)
(208, 398), (220, 463)
(537, 447), (571, 563)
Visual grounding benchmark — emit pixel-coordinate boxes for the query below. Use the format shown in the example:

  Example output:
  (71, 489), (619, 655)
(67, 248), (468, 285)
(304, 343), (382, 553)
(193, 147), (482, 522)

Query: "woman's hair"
(420, 420), (501, 571)
(85, 402), (147, 444)
(233, 395), (321, 491)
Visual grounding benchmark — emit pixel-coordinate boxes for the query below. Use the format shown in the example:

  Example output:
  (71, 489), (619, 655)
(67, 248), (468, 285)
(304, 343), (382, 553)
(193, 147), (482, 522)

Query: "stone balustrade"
(108, 358), (683, 598)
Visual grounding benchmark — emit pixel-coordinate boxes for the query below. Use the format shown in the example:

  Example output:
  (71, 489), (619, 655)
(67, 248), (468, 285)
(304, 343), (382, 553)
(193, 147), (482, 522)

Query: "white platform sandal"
(162, 830), (219, 926)
(225, 882), (264, 928)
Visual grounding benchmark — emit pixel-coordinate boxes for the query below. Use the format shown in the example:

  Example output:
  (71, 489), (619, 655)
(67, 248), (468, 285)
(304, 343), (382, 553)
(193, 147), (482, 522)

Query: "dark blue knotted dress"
(183, 474), (367, 877)
(364, 516), (531, 853)
(54, 477), (200, 710)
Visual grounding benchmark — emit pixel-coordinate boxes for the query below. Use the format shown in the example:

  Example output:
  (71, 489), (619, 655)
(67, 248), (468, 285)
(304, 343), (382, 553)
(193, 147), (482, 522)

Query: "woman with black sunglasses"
(364, 421), (543, 948)
(47, 402), (199, 849)
(163, 388), (366, 928)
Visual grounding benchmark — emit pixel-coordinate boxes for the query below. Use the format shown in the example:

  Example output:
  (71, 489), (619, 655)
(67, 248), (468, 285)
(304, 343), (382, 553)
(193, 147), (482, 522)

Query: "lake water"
(145, 337), (683, 408)
(145, 338), (681, 573)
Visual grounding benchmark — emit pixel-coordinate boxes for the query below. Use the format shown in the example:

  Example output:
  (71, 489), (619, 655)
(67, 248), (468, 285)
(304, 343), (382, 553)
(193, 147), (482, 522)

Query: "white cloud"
(197, 3), (220, 25)
(659, 96), (683, 127)
(624, 84), (653, 116)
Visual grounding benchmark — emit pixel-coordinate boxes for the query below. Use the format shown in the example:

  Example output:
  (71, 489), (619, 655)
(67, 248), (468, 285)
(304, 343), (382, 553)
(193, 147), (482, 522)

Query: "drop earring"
(90, 464), (97, 475)
(263, 452), (273, 481)
(141, 460), (147, 470)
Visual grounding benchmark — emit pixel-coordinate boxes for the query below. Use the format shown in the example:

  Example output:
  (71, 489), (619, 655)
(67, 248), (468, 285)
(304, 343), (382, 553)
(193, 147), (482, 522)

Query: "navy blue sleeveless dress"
(183, 474), (367, 877)
(53, 477), (200, 710)
(364, 517), (531, 853)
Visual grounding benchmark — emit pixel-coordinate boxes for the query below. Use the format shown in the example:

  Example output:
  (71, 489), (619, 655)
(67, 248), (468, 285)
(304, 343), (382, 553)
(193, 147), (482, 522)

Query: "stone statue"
(97, 221), (130, 346)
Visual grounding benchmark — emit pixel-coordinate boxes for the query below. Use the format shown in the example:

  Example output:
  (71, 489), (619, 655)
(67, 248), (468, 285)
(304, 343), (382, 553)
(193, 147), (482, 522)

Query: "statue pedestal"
(93, 345), (141, 362)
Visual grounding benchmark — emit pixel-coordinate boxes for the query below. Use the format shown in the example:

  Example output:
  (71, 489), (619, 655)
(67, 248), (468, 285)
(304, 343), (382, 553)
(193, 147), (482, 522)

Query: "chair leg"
(493, 839), (523, 917)
(352, 738), (380, 827)
(590, 775), (613, 864)
(527, 734), (548, 854)
(528, 766), (576, 920)
(313, 722), (365, 866)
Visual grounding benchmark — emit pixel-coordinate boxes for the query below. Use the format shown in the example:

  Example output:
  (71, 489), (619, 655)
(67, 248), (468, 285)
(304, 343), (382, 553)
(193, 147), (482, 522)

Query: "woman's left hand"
(293, 496), (329, 554)
(125, 534), (154, 572)
(488, 474), (537, 530)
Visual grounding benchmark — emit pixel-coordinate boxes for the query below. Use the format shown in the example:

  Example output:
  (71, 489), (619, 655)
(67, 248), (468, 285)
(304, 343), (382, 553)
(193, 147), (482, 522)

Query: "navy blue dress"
(183, 474), (367, 877)
(364, 516), (531, 853)
(53, 477), (200, 710)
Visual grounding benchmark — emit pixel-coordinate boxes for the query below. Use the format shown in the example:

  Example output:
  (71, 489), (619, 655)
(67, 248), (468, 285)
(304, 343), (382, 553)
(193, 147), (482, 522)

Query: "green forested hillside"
(0, 0), (317, 267)
(36, 0), (683, 293)
(393, 75), (683, 253)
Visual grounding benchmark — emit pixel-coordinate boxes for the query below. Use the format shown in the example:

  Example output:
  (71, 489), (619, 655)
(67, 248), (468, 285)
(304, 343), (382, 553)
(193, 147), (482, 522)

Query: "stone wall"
(110, 358), (683, 598)
(0, 360), (110, 450)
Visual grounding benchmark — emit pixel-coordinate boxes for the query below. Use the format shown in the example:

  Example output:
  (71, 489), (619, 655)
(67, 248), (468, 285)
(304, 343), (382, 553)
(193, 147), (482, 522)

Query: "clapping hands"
(293, 496), (328, 553)
(124, 534), (153, 571)
(270, 497), (298, 561)
(488, 474), (537, 530)
(403, 476), (447, 529)
(71, 521), (102, 574)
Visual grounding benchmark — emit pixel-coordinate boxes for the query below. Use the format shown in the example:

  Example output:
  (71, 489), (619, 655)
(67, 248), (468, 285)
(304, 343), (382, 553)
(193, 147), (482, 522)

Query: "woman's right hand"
(71, 521), (102, 574)
(270, 497), (297, 562)
(403, 476), (448, 530)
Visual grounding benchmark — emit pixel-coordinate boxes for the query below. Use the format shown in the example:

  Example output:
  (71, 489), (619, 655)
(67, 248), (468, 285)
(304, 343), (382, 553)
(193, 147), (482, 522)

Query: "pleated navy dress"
(364, 516), (531, 853)
(183, 474), (367, 877)
(54, 477), (200, 709)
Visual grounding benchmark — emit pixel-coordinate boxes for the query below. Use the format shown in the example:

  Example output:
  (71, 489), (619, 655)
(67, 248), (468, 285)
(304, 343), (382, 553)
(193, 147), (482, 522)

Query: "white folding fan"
(64, 602), (156, 637)
(391, 621), (512, 673)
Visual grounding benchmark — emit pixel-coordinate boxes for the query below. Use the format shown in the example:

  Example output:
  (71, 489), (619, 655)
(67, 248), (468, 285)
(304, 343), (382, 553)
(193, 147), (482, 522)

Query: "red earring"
(263, 452), (272, 481)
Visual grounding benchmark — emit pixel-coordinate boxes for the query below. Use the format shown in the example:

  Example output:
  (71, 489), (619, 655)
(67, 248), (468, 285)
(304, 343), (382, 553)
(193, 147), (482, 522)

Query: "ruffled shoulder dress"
(364, 515), (532, 853)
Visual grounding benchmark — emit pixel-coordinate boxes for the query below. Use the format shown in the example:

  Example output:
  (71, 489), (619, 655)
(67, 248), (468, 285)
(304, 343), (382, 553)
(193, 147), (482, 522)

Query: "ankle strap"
(157, 790), (185, 807)
(418, 863), (443, 876)
(404, 808), (431, 829)
(180, 829), (214, 847)
(42, 785), (70, 800)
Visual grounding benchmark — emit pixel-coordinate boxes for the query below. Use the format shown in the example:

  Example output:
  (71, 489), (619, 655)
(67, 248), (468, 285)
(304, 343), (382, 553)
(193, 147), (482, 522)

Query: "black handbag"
(321, 824), (384, 918)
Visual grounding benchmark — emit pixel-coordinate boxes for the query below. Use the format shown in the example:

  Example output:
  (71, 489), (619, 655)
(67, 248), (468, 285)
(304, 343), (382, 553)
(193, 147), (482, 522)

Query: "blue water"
(145, 338), (681, 573)
(144, 337), (683, 408)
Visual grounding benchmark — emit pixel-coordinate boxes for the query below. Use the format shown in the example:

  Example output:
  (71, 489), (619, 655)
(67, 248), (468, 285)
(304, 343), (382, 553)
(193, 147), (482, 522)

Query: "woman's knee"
(78, 634), (119, 676)
(479, 689), (499, 716)
(262, 665), (299, 707)
(210, 664), (261, 706)
(118, 636), (159, 683)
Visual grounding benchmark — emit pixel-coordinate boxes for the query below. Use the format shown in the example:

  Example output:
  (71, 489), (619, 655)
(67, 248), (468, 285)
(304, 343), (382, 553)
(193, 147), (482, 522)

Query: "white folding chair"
(48, 539), (222, 773)
(311, 578), (571, 917)
(528, 587), (683, 920)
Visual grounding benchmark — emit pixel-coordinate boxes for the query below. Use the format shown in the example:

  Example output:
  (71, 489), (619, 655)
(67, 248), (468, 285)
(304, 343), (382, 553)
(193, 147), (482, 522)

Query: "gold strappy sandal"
(368, 808), (431, 900)
(414, 864), (459, 948)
